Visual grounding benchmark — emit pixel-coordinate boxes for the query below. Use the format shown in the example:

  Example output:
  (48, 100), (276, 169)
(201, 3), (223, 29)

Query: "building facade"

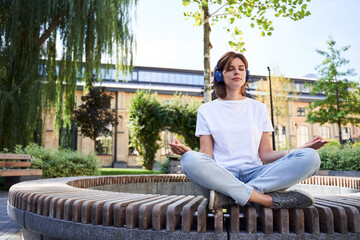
(42, 66), (360, 167)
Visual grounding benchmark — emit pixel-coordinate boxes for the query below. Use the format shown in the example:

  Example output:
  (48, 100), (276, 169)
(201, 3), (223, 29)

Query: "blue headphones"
(215, 62), (250, 83)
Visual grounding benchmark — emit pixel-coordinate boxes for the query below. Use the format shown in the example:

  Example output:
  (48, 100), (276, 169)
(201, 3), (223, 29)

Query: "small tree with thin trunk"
(73, 78), (118, 152)
(183, 0), (312, 103)
(306, 37), (359, 144)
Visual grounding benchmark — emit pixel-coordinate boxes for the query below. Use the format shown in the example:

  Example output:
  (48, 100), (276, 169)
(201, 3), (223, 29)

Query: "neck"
(221, 90), (246, 100)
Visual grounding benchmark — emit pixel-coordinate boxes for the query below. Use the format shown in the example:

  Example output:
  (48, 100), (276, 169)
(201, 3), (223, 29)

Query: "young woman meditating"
(169, 51), (328, 210)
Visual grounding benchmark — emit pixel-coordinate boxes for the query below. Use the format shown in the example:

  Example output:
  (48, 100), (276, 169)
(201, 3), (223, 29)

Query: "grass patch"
(100, 168), (160, 176)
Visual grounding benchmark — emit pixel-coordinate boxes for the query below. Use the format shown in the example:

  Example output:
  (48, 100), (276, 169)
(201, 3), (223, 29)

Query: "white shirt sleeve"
(262, 105), (274, 132)
(195, 106), (211, 137)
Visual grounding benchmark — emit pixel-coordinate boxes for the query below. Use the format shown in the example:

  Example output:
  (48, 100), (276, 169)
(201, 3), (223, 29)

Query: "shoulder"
(246, 98), (266, 108)
(198, 100), (218, 112)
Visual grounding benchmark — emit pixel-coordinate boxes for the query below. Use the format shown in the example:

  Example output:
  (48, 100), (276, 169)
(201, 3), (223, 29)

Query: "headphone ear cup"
(215, 71), (220, 82)
(215, 70), (223, 82)
(246, 70), (250, 82)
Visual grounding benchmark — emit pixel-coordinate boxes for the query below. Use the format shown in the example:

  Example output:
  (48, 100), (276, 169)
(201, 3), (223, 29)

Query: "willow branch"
(38, 13), (65, 45)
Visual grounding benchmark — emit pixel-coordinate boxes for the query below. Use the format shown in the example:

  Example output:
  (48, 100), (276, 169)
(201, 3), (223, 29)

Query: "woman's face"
(222, 57), (246, 91)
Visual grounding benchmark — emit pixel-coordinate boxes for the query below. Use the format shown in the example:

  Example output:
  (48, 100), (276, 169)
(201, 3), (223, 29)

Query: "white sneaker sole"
(208, 189), (215, 210)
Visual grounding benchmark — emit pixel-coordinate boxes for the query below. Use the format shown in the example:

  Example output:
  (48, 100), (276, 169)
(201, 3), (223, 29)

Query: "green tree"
(128, 91), (201, 170)
(128, 90), (167, 170)
(0, 0), (137, 150)
(306, 37), (359, 144)
(255, 69), (299, 149)
(165, 95), (201, 150)
(182, 0), (311, 103)
(73, 78), (119, 153)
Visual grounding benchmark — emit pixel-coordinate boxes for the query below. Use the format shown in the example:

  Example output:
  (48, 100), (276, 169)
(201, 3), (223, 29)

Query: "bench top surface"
(0, 154), (31, 160)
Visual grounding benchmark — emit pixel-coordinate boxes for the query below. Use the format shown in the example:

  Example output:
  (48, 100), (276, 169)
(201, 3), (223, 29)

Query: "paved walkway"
(0, 191), (22, 240)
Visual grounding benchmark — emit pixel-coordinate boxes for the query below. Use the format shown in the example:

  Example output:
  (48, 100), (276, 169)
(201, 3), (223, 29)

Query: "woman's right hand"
(168, 138), (191, 155)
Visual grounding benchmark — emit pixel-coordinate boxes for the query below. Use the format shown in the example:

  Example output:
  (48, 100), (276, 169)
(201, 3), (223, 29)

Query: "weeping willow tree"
(0, 0), (137, 150)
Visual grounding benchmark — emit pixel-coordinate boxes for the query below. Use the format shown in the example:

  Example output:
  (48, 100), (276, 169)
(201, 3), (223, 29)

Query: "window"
(297, 107), (305, 116)
(342, 127), (351, 140)
(297, 126), (309, 147)
(275, 125), (287, 148)
(320, 126), (331, 139)
(294, 83), (302, 92)
(302, 84), (309, 93)
(96, 125), (113, 155)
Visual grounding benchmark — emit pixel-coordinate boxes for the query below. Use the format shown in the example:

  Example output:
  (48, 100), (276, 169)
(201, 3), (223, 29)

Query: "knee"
(181, 151), (204, 171)
(298, 148), (321, 172)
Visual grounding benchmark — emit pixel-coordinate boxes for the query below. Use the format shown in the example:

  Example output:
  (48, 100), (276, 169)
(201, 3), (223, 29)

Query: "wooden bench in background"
(0, 154), (42, 189)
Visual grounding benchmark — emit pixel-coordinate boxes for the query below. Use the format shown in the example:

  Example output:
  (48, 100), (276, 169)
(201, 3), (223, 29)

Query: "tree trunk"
(202, 2), (212, 103)
(335, 78), (342, 144)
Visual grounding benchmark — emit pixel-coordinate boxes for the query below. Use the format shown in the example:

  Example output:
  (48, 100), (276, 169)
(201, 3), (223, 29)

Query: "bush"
(128, 90), (166, 170)
(318, 142), (360, 171)
(13, 143), (100, 178)
(159, 158), (170, 174)
(165, 95), (201, 150)
(128, 91), (200, 170)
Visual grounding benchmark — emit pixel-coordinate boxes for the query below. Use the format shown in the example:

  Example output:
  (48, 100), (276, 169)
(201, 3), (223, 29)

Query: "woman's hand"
(168, 138), (191, 155)
(298, 136), (329, 150)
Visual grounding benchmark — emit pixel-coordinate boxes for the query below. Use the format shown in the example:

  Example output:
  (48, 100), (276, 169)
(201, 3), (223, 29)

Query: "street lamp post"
(267, 67), (276, 151)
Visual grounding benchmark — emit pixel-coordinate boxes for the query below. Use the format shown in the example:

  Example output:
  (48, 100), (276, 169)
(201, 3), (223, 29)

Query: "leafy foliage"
(318, 141), (360, 171)
(73, 82), (118, 151)
(183, 0), (311, 52)
(9, 143), (100, 178)
(128, 91), (200, 170)
(182, 0), (311, 102)
(165, 95), (201, 150)
(128, 90), (167, 170)
(255, 69), (299, 149)
(306, 37), (359, 143)
(0, 0), (137, 150)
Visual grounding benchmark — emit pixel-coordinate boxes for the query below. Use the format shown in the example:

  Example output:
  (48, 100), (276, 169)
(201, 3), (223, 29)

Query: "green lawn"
(100, 168), (160, 176)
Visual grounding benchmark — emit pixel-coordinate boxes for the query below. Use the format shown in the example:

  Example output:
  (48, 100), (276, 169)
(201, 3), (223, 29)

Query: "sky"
(133, 0), (360, 81)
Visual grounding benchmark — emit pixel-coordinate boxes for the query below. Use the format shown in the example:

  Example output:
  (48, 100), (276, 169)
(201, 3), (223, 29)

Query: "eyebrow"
(228, 64), (245, 68)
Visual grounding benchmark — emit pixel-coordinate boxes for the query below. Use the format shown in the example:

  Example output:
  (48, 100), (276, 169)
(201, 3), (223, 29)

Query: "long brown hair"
(213, 51), (249, 99)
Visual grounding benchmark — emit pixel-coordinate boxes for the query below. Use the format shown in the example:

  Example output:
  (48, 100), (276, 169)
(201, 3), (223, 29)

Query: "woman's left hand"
(299, 136), (329, 150)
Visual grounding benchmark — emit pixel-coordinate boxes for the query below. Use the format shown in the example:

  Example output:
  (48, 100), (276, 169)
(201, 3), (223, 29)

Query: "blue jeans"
(181, 148), (321, 206)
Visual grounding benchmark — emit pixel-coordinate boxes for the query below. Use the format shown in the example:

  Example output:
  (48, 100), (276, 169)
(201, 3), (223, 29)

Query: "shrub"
(128, 91), (201, 170)
(318, 142), (360, 171)
(165, 95), (201, 150)
(159, 158), (170, 174)
(128, 90), (166, 170)
(13, 143), (100, 178)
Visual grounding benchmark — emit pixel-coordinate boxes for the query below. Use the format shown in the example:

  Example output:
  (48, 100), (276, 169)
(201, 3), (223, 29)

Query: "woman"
(169, 51), (329, 210)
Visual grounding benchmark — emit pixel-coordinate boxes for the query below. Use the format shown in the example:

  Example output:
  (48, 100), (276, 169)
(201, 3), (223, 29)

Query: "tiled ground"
(0, 191), (22, 240)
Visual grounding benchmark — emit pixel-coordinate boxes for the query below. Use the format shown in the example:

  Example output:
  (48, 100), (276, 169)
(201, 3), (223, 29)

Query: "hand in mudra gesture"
(168, 138), (191, 155)
(298, 136), (329, 150)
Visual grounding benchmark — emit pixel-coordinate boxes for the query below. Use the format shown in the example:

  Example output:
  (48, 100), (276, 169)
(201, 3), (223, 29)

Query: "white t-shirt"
(195, 98), (274, 171)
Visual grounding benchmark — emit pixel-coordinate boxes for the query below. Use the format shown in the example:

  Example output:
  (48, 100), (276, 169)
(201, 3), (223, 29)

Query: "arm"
(258, 132), (288, 164)
(258, 133), (330, 164)
(199, 135), (214, 158)
(168, 135), (214, 157)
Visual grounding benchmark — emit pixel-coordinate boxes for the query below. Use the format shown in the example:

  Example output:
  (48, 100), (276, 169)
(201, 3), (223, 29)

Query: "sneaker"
(208, 190), (235, 210)
(268, 190), (315, 209)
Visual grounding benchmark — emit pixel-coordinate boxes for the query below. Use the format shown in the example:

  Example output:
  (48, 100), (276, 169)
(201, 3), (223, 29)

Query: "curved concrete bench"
(7, 175), (360, 239)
